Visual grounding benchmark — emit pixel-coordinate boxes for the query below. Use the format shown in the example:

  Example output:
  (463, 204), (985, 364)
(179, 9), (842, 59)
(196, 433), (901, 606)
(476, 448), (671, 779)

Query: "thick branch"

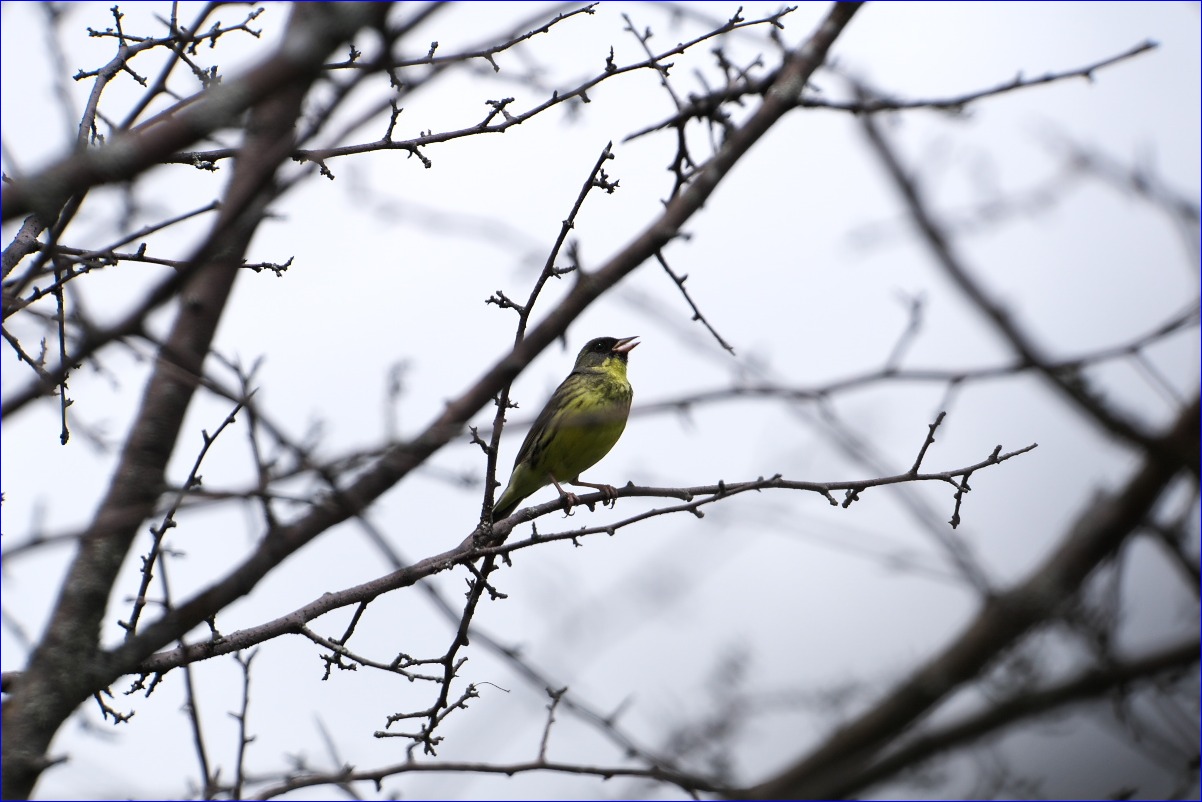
(743, 395), (1199, 799)
(98, 1), (864, 688)
(0, 5), (386, 798)
(1, 5), (386, 223)
(843, 637), (1200, 798)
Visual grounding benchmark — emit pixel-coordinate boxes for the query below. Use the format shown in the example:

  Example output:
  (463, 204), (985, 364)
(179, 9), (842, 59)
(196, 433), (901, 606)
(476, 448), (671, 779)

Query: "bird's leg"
(569, 478), (620, 508)
(549, 476), (581, 515)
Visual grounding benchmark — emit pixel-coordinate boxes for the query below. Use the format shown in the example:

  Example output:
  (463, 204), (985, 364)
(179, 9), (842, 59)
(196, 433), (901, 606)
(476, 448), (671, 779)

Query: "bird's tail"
(491, 493), (523, 522)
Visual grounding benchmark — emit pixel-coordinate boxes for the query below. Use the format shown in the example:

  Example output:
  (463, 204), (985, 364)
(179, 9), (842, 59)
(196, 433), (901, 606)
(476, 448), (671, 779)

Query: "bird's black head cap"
(576, 336), (639, 367)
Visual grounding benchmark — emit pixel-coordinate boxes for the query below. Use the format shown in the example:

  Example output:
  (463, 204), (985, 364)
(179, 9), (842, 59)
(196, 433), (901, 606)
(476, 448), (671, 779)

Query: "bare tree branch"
(0, 5), (388, 797)
(1, 5), (386, 223)
(858, 94), (1197, 475)
(744, 395), (1198, 799)
(843, 637), (1200, 798)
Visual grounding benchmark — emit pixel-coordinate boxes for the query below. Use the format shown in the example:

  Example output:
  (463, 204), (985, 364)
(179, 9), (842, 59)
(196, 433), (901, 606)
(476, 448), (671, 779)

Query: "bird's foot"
(571, 480), (619, 509)
(558, 491), (581, 516)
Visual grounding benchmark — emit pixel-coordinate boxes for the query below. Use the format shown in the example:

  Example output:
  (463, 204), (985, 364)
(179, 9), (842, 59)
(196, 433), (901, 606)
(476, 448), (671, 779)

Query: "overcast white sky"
(2, 2), (1199, 799)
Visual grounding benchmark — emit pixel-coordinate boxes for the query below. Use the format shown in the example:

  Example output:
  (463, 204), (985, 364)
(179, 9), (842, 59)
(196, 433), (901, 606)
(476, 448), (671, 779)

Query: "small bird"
(492, 336), (639, 521)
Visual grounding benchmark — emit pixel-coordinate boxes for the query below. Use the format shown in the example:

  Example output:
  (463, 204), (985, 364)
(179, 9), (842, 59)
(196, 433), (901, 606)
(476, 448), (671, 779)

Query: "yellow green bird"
(492, 336), (639, 521)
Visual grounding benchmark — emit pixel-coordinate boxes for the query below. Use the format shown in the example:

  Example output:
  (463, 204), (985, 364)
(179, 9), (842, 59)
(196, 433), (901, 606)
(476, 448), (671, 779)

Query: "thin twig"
(655, 252), (735, 354)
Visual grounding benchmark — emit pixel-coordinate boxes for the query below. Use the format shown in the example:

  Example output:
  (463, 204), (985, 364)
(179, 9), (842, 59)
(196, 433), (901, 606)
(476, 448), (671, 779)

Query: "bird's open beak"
(613, 336), (640, 353)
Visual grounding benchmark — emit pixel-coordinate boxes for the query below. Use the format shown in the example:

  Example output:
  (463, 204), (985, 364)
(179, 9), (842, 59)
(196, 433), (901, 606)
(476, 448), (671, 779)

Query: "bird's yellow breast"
(527, 367), (631, 482)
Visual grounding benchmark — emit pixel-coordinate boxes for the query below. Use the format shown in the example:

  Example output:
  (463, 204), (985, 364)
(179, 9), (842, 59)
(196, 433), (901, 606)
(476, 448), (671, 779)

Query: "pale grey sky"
(2, 2), (1198, 799)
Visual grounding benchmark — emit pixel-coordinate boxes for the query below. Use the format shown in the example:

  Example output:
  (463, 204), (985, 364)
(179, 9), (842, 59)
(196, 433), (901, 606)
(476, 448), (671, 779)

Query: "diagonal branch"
(1, 5), (386, 223)
(743, 395), (1199, 799)
(858, 99), (1197, 476)
(131, 439), (1033, 675)
(0, 6), (388, 799)
(841, 637), (1200, 798)
(99, 2), (866, 690)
